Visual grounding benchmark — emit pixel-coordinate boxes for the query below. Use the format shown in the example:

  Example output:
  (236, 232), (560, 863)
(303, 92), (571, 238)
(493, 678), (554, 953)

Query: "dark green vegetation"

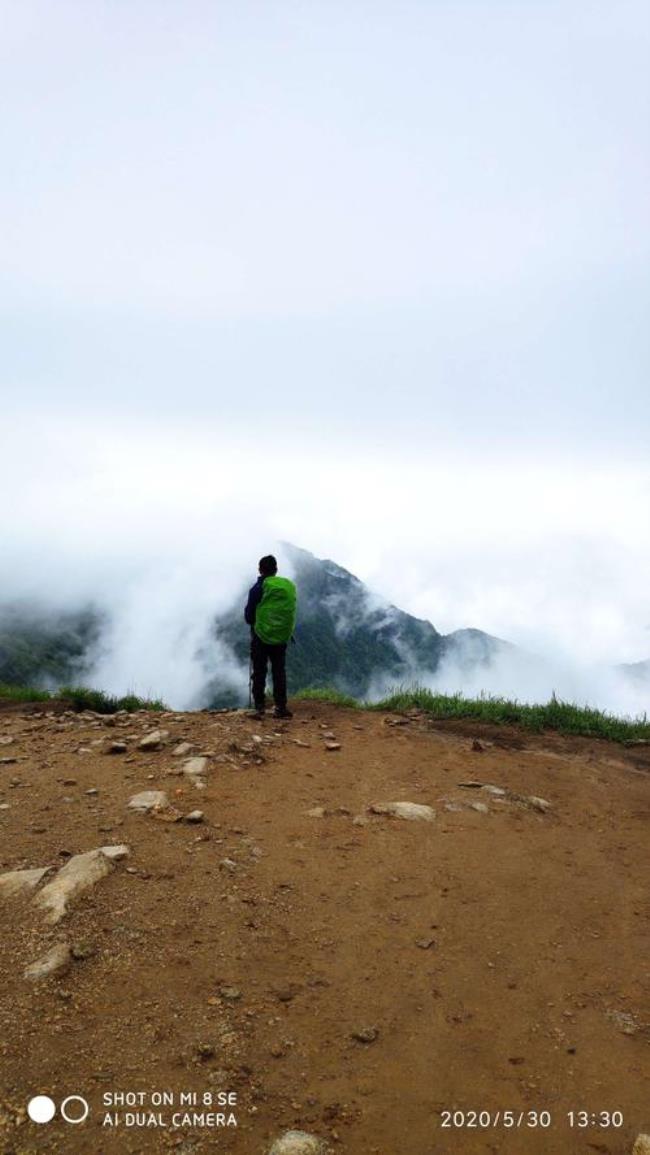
(58, 686), (166, 713)
(0, 682), (166, 713)
(0, 602), (105, 688)
(297, 685), (650, 744)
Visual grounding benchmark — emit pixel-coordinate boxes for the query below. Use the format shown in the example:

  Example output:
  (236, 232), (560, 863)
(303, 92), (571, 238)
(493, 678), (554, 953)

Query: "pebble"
(306, 807), (326, 818)
(85, 788), (99, 796)
(324, 741), (341, 751)
(470, 802), (489, 814)
(105, 741), (127, 755)
(352, 1026), (379, 1043)
(268, 1132), (326, 1155)
(369, 801), (435, 822)
(185, 810), (204, 824)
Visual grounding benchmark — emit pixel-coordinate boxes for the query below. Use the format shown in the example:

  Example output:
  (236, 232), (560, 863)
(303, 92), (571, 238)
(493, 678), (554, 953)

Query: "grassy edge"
(0, 683), (167, 714)
(294, 684), (650, 744)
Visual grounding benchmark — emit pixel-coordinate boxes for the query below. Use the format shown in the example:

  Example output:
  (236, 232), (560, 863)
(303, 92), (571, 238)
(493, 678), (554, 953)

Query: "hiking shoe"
(273, 707), (293, 719)
(247, 708), (265, 720)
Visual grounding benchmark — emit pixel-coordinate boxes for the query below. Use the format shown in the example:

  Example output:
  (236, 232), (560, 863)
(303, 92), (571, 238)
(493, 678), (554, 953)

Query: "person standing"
(244, 554), (297, 719)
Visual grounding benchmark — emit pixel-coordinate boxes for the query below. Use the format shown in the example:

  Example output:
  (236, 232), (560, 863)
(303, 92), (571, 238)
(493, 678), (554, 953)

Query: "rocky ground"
(0, 700), (648, 1155)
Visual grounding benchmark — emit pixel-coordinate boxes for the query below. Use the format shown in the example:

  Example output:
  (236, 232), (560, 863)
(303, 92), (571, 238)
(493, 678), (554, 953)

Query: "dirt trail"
(0, 702), (648, 1155)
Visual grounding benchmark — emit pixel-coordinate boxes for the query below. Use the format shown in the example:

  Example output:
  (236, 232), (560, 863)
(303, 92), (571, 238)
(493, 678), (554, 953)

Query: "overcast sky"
(1, 1), (649, 706)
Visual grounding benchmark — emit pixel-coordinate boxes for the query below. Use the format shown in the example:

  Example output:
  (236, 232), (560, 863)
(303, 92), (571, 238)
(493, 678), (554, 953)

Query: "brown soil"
(0, 703), (648, 1155)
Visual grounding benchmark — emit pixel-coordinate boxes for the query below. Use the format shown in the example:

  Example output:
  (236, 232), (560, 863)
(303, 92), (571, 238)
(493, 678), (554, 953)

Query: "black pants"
(251, 634), (287, 711)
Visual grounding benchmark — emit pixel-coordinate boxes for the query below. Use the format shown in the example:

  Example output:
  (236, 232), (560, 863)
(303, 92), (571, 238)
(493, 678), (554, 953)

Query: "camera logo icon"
(27, 1095), (89, 1125)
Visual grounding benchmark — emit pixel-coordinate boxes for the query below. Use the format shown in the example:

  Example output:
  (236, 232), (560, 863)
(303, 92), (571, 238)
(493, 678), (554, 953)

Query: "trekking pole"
(248, 654), (253, 710)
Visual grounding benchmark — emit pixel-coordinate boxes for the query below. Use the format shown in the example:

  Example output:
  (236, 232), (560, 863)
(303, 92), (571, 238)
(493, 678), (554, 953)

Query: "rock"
(526, 795), (551, 813)
(632, 1136), (650, 1155)
(606, 1009), (639, 1035)
(220, 986), (242, 1001)
(34, 849), (118, 924)
(470, 802), (489, 814)
(471, 739), (484, 751)
(306, 806), (326, 818)
(268, 1131), (327, 1155)
(138, 730), (165, 750)
(415, 938), (436, 950)
(0, 803), (9, 810)
(369, 801), (435, 822)
(182, 757), (209, 778)
(458, 781), (484, 789)
(482, 784), (506, 796)
(71, 939), (96, 960)
(24, 942), (72, 981)
(127, 790), (169, 813)
(85, 788), (99, 796)
(0, 866), (53, 899)
(352, 1026), (379, 1043)
(352, 814), (369, 826)
(0, 736), (16, 746)
(105, 741), (127, 755)
(98, 844), (130, 860)
(219, 858), (238, 873)
(185, 810), (204, 824)
(172, 742), (194, 757)
(324, 741), (341, 751)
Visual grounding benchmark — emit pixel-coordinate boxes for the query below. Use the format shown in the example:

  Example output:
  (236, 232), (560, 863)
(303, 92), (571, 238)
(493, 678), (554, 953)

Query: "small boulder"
(24, 942), (72, 981)
(33, 848), (123, 924)
(127, 791), (169, 813)
(172, 741), (194, 757)
(0, 866), (53, 900)
(138, 730), (166, 750)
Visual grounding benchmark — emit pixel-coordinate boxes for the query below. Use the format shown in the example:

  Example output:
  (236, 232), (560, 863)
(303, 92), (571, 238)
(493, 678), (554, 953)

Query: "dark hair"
(258, 554), (277, 576)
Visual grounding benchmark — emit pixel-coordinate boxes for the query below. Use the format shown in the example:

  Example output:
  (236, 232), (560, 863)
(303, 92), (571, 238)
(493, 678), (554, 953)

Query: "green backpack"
(254, 576), (297, 645)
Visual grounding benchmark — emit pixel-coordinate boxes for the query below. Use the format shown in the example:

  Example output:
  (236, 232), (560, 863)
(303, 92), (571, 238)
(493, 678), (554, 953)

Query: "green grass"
(294, 684), (650, 743)
(58, 686), (167, 713)
(0, 683), (166, 713)
(294, 686), (362, 709)
(0, 683), (51, 703)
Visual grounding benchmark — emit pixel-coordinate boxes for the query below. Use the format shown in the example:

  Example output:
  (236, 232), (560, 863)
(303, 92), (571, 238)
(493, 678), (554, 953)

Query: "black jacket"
(244, 576), (265, 628)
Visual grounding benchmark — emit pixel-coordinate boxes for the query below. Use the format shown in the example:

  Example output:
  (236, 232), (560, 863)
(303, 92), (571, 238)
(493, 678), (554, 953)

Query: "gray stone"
(470, 801), (489, 814)
(185, 810), (204, 823)
(172, 741), (194, 757)
(0, 866), (53, 899)
(24, 942), (72, 981)
(34, 849), (118, 924)
(105, 741), (127, 755)
(127, 790), (169, 813)
(481, 784), (506, 796)
(526, 795), (551, 812)
(352, 1026), (379, 1043)
(138, 730), (166, 750)
(268, 1132), (327, 1155)
(182, 757), (209, 778)
(369, 801), (435, 822)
